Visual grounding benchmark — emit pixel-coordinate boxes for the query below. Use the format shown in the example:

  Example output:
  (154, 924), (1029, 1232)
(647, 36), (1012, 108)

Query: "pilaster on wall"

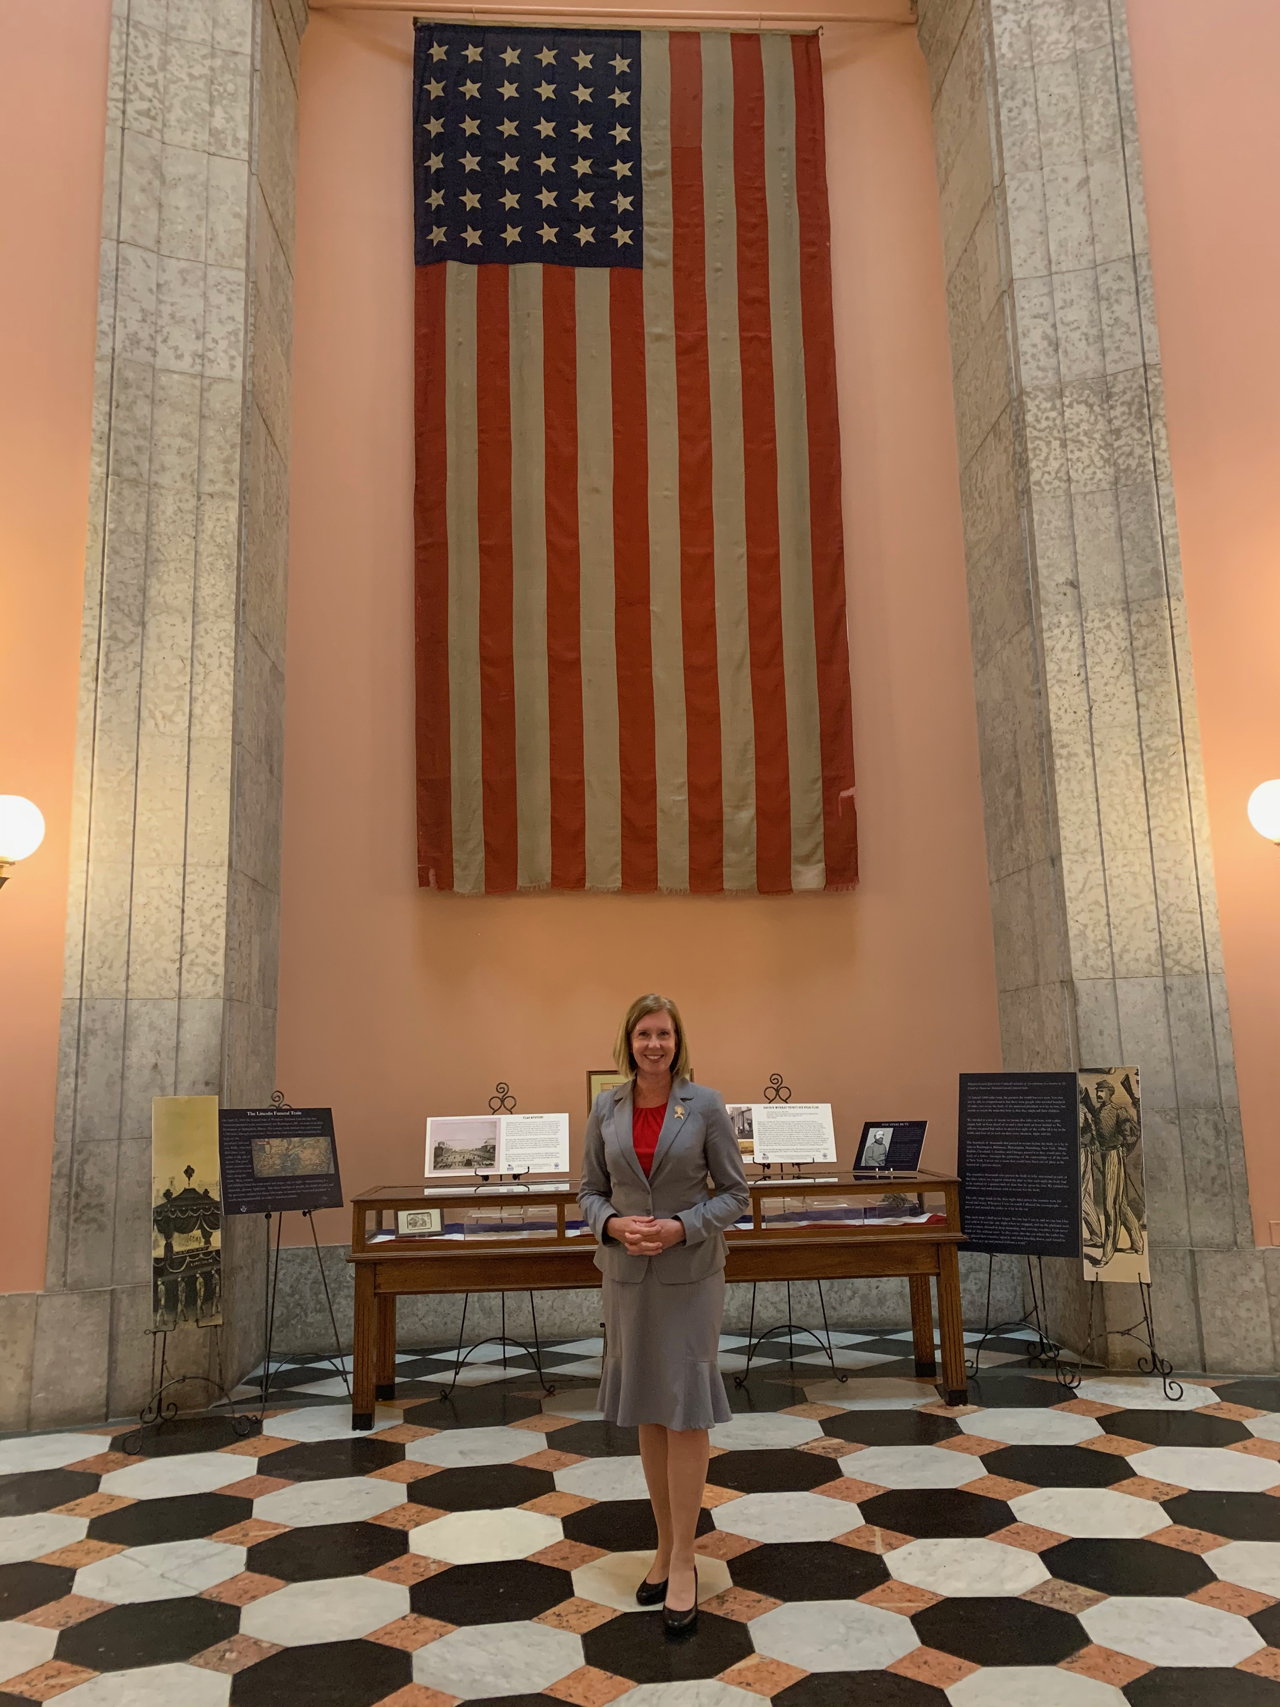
(0, 0), (304, 1433)
(917, 0), (1280, 1372)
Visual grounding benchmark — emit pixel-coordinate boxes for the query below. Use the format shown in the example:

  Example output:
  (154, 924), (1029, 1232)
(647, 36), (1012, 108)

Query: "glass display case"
(351, 1182), (590, 1255)
(730, 1171), (959, 1239)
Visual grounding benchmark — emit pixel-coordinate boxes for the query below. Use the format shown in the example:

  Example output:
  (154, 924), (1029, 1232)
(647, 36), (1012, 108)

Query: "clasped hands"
(607, 1214), (686, 1256)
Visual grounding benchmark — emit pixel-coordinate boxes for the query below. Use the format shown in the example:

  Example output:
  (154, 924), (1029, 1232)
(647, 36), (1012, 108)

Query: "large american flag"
(413, 21), (858, 895)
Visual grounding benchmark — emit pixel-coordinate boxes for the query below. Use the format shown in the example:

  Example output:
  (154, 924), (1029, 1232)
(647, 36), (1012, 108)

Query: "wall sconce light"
(0, 796), (46, 890)
(1247, 780), (1280, 847)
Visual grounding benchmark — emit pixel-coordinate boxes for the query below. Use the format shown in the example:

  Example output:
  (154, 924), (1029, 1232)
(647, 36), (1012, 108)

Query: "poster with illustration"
(1079, 1067), (1149, 1283)
(152, 1096), (223, 1329)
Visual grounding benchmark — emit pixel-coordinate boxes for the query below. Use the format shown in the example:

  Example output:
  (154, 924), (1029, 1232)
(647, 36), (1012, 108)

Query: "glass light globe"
(1247, 780), (1280, 844)
(0, 796), (46, 863)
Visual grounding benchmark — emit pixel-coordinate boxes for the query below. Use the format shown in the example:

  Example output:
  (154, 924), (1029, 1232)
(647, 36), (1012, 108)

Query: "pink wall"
(276, 12), (1003, 1246)
(1128, 0), (1280, 1245)
(0, 3), (110, 1292)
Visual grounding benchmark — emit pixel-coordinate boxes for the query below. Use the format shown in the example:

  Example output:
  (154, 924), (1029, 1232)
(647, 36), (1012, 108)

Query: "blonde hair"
(614, 993), (692, 1081)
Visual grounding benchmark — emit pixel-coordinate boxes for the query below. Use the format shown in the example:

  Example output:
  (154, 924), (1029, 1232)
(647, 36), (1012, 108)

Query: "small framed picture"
(396, 1207), (443, 1237)
(854, 1120), (927, 1172)
(587, 1069), (630, 1113)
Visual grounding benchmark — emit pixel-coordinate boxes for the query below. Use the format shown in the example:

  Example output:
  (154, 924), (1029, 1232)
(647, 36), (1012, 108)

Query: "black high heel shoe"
(663, 1568), (698, 1633)
(635, 1575), (668, 1606)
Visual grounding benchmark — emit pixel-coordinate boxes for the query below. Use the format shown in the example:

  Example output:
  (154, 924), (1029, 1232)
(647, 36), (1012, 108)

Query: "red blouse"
(632, 1103), (665, 1177)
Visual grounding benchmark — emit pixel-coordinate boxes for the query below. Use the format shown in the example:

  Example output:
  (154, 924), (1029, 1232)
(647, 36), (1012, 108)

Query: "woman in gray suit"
(579, 994), (750, 1633)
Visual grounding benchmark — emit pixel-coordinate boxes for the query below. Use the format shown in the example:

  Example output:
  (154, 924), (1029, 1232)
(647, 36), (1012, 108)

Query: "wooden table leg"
(936, 1242), (968, 1405)
(908, 1274), (937, 1377)
(352, 1265), (377, 1429)
(376, 1293), (397, 1401)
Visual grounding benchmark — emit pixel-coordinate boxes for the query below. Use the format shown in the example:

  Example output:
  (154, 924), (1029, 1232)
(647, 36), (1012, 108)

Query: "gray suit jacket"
(578, 1078), (751, 1284)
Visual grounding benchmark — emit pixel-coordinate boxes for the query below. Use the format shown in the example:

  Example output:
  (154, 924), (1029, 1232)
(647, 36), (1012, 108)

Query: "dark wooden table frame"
(347, 1174), (968, 1427)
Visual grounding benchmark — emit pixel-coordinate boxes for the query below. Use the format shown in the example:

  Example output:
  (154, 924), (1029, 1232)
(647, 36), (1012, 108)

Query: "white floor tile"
(570, 1549), (731, 1612)
(958, 1408), (1101, 1447)
(407, 1425), (543, 1469)
(1126, 1445), (1280, 1493)
(0, 1511), (88, 1566)
(554, 1455), (650, 1501)
(1208, 1540), (1280, 1597)
(413, 1619), (582, 1699)
(947, 1667), (1126, 1705)
(73, 1539), (246, 1604)
(709, 1413), (823, 1451)
(887, 1537), (1048, 1596)
(253, 1475), (406, 1528)
(241, 1575), (410, 1646)
(1008, 1487), (1170, 1539)
(750, 1599), (917, 1670)
(99, 1451), (250, 1502)
(843, 1445), (983, 1490)
(0, 1618), (58, 1686)
(1076, 1378), (1219, 1412)
(1080, 1595), (1264, 1667)
(712, 1490), (861, 1544)
(0, 1435), (107, 1476)
(51, 1664), (231, 1707)
(409, 1506), (562, 1565)
(262, 1404), (400, 1441)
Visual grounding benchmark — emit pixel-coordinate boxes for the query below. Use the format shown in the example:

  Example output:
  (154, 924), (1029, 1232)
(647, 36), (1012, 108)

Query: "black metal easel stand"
(1084, 1277), (1182, 1401)
(122, 1320), (255, 1453)
(257, 1207), (352, 1418)
(735, 1279), (848, 1386)
(438, 1289), (556, 1399)
(966, 1253), (1080, 1391)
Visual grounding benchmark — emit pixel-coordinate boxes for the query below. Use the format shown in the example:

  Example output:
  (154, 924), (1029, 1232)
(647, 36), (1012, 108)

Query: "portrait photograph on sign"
(854, 1120), (927, 1171)
(1079, 1067), (1149, 1284)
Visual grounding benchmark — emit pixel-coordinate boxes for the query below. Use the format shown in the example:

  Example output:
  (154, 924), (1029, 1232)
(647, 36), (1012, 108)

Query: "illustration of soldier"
(1079, 1069), (1147, 1280)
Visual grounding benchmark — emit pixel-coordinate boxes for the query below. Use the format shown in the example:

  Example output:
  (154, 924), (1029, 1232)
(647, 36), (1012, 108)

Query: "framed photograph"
(854, 1120), (927, 1172)
(426, 1115), (500, 1175)
(587, 1069), (630, 1113)
(396, 1207), (443, 1237)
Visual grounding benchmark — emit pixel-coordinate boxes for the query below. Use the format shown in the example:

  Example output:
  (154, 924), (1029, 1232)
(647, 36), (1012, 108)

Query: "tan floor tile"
(1229, 1437), (1280, 1463)
(1149, 1525), (1227, 1554)
(701, 1484), (743, 1509)
(1190, 1582), (1276, 1617)
(35, 1541), (125, 1571)
(367, 1614), (455, 1652)
(516, 1449), (588, 1472)
(522, 1492), (596, 1518)
(699, 1587), (779, 1623)
(781, 1402), (844, 1421)
(534, 1598), (619, 1635)
(797, 1438), (850, 1460)
(694, 1531), (759, 1562)
(528, 1539), (608, 1571)
(888, 1647), (978, 1689)
(1053, 1399), (1123, 1417)
(46, 1494), (134, 1521)
(375, 1424), (441, 1443)
(1060, 1645), (1153, 1686)
(815, 1477), (885, 1504)
(0, 1660), (99, 1700)
(1022, 1579), (1106, 1614)
(990, 1523), (1068, 1553)
(14, 1597), (112, 1630)
(707, 1444), (728, 1458)
(960, 1475), (1036, 1501)
(218, 1435), (295, 1459)
(201, 1572), (286, 1607)
(61, 1453), (143, 1476)
(407, 1463), (443, 1480)
(1081, 1434), (1148, 1457)
(218, 1474), (293, 1500)
(1198, 1402), (1269, 1422)
(189, 1634), (284, 1674)
(368, 1555), (453, 1586)
(834, 1524), (912, 1554)
(368, 1461), (426, 1485)
(1238, 1649), (1280, 1682)
(369, 1503), (446, 1532)
(508, 1412), (578, 1434)
(858, 1581), (942, 1615)
(717, 1655), (808, 1697)
(210, 1519), (290, 1546)
(937, 1434), (1000, 1458)
(543, 1663), (634, 1706)
(1110, 1475), (1187, 1502)
(374, 1686), (460, 1707)
(918, 1403), (983, 1418)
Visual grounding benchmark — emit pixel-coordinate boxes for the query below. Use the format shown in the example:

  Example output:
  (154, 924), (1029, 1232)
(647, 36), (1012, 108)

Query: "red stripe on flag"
(791, 34), (858, 887)
(669, 31), (724, 894)
(542, 263), (587, 889)
(731, 33), (792, 895)
(610, 266), (658, 892)
(475, 265), (518, 893)
(414, 263), (452, 890)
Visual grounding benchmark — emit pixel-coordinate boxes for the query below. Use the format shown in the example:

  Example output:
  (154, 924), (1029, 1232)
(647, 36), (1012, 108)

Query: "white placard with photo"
(425, 1112), (570, 1176)
(726, 1102), (838, 1165)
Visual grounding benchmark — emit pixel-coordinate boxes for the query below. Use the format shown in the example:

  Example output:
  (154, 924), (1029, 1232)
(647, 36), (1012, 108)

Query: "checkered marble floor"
(1, 1340), (1278, 1707)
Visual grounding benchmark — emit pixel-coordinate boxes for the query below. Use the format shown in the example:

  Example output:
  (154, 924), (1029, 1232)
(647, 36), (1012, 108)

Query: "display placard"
(958, 1072), (1080, 1257)
(425, 1112), (571, 1176)
(219, 1106), (344, 1216)
(854, 1120), (927, 1171)
(727, 1103), (837, 1166)
(1080, 1067), (1148, 1283)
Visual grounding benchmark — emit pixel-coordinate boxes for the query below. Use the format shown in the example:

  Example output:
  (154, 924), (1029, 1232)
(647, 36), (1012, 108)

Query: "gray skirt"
(598, 1268), (733, 1431)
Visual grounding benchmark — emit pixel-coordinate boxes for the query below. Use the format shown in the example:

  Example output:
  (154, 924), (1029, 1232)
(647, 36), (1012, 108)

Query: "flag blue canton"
(413, 22), (643, 269)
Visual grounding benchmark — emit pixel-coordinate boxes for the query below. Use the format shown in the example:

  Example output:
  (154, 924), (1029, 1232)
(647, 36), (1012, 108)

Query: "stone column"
(0, 0), (304, 1430)
(916, 0), (1279, 1371)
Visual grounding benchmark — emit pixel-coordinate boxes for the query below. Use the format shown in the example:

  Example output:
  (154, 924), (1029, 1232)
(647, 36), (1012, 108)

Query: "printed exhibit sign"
(958, 1073), (1081, 1258)
(727, 1103), (838, 1166)
(152, 1095), (223, 1329)
(854, 1120), (927, 1171)
(1079, 1066), (1149, 1283)
(425, 1111), (571, 1176)
(219, 1106), (344, 1217)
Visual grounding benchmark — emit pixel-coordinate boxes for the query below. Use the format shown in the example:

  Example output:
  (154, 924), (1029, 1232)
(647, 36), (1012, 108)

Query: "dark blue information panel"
(219, 1107), (343, 1216)
(958, 1073), (1080, 1258)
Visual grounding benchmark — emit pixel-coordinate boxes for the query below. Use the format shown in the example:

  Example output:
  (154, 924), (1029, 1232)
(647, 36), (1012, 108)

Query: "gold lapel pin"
(674, 1106), (686, 1120)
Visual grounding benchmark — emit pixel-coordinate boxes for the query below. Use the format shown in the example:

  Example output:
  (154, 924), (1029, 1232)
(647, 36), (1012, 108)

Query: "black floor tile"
(562, 1499), (713, 1551)
(0, 1469), (100, 1518)
(410, 1559), (571, 1623)
(230, 1638), (412, 1707)
(858, 1489), (1013, 1539)
(247, 1519), (407, 1582)
(1100, 1410), (1250, 1448)
(110, 1415), (263, 1455)
(911, 1596), (1087, 1666)
(583, 1606), (754, 1682)
(1162, 1491), (1280, 1541)
(1042, 1537), (1215, 1597)
(56, 1596), (240, 1671)
(965, 1374), (1074, 1408)
(1251, 1602), (1280, 1646)
(708, 1449), (840, 1495)
(774, 1674), (949, 1707)
(819, 1411), (960, 1447)
(725, 1376), (800, 1414)
(464, 1698), (564, 1707)
(1123, 1669), (1280, 1705)
(263, 1436), (404, 1481)
(550, 1420), (640, 1458)
(980, 1443), (1130, 1489)
(0, 1561), (74, 1620)
(88, 1491), (253, 1547)
(408, 1463), (555, 1511)
(402, 1388), (542, 1429)
(1214, 1381), (1280, 1414)
(727, 1540), (889, 1600)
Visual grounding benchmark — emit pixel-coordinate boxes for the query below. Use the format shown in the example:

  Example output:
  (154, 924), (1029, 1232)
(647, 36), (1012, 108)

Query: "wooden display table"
(346, 1172), (968, 1427)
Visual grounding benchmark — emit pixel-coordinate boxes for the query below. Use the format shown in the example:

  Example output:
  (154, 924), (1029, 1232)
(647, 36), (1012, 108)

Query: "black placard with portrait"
(958, 1072), (1080, 1257)
(219, 1106), (344, 1216)
(853, 1120), (928, 1171)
